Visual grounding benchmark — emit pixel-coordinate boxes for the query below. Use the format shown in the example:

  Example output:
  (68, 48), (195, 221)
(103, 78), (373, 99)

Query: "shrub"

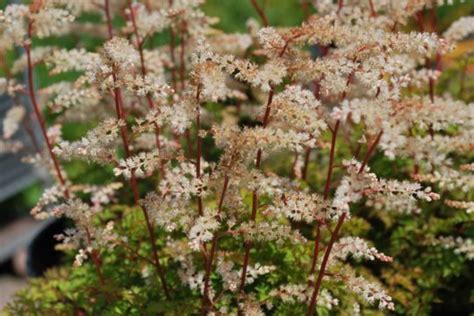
(1, 0), (473, 315)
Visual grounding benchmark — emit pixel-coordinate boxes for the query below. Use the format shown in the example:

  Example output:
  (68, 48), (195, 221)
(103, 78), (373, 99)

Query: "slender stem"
(459, 61), (467, 98)
(25, 21), (108, 286)
(337, 0), (344, 14)
(302, 148), (311, 181)
(249, 0), (269, 27)
(169, 30), (177, 91)
(120, 240), (155, 266)
(111, 79), (141, 204)
(85, 227), (105, 286)
(185, 129), (194, 157)
(323, 120), (340, 199)
(292, 152), (300, 179)
(201, 176), (230, 315)
(239, 86), (275, 292)
(301, 0), (310, 20)
(368, 0), (377, 17)
(429, 75), (435, 104)
(142, 204), (171, 299)
(104, 0), (114, 37)
(307, 128), (383, 314)
(24, 42), (69, 198)
(307, 213), (346, 316)
(358, 130), (383, 174)
(238, 38), (289, 305)
(127, 0), (166, 177)
(306, 120), (339, 292)
(104, 0), (170, 299)
(308, 223), (321, 275)
(306, 52), (360, 308)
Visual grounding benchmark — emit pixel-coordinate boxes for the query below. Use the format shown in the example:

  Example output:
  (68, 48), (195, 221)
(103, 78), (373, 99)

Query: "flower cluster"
(1, 0), (472, 315)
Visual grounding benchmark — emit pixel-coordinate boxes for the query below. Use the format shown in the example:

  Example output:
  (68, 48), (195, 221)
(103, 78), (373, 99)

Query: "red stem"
(249, 0), (269, 27)
(25, 20), (108, 285)
(301, 0), (310, 20)
(200, 175), (230, 315)
(239, 86), (275, 292)
(302, 148), (311, 181)
(337, 0), (344, 14)
(104, 0), (170, 299)
(358, 130), (383, 174)
(237, 37), (293, 294)
(368, 0), (377, 17)
(85, 227), (105, 286)
(307, 129), (383, 314)
(323, 120), (340, 199)
(24, 43), (69, 198)
(306, 213), (346, 316)
(308, 223), (321, 275)
(127, 0), (166, 177)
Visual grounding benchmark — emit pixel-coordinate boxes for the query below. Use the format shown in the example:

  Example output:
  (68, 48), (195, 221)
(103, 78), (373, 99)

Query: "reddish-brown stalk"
(292, 152), (300, 179)
(238, 85), (275, 293)
(359, 130), (383, 173)
(323, 120), (340, 199)
(194, 83), (211, 271)
(24, 33), (69, 198)
(308, 223), (321, 275)
(85, 227), (105, 286)
(301, 148), (311, 181)
(301, 0), (310, 20)
(200, 175), (230, 315)
(126, 0), (166, 177)
(368, 0), (377, 17)
(179, 23), (195, 158)
(307, 56), (367, 312)
(24, 20), (108, 285)
(238, 30), (296, 294)
(305, 120), (339, 287)
(119, 239), (156, 266)
(249, 0), (269, 26)
(414, 10), (425, 32)
(301, 53), (328, 180)
(459, 61), (468, 98)
(104, 0), (170, 299)
(306, 212), (346, 316)
(337, 0), (344, 15)
(306, 130), (383, 316)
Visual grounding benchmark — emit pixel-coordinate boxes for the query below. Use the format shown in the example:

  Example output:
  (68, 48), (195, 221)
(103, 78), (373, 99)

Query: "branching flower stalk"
(201, 175), (230, 314)
(307, 130), (384, 316)
(238, 85), (275, 293)
(23, 15), (106, 287)
(126, 0), (165, 177)
(24, 22), (68, 198)
(103, 0), (170, 299)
